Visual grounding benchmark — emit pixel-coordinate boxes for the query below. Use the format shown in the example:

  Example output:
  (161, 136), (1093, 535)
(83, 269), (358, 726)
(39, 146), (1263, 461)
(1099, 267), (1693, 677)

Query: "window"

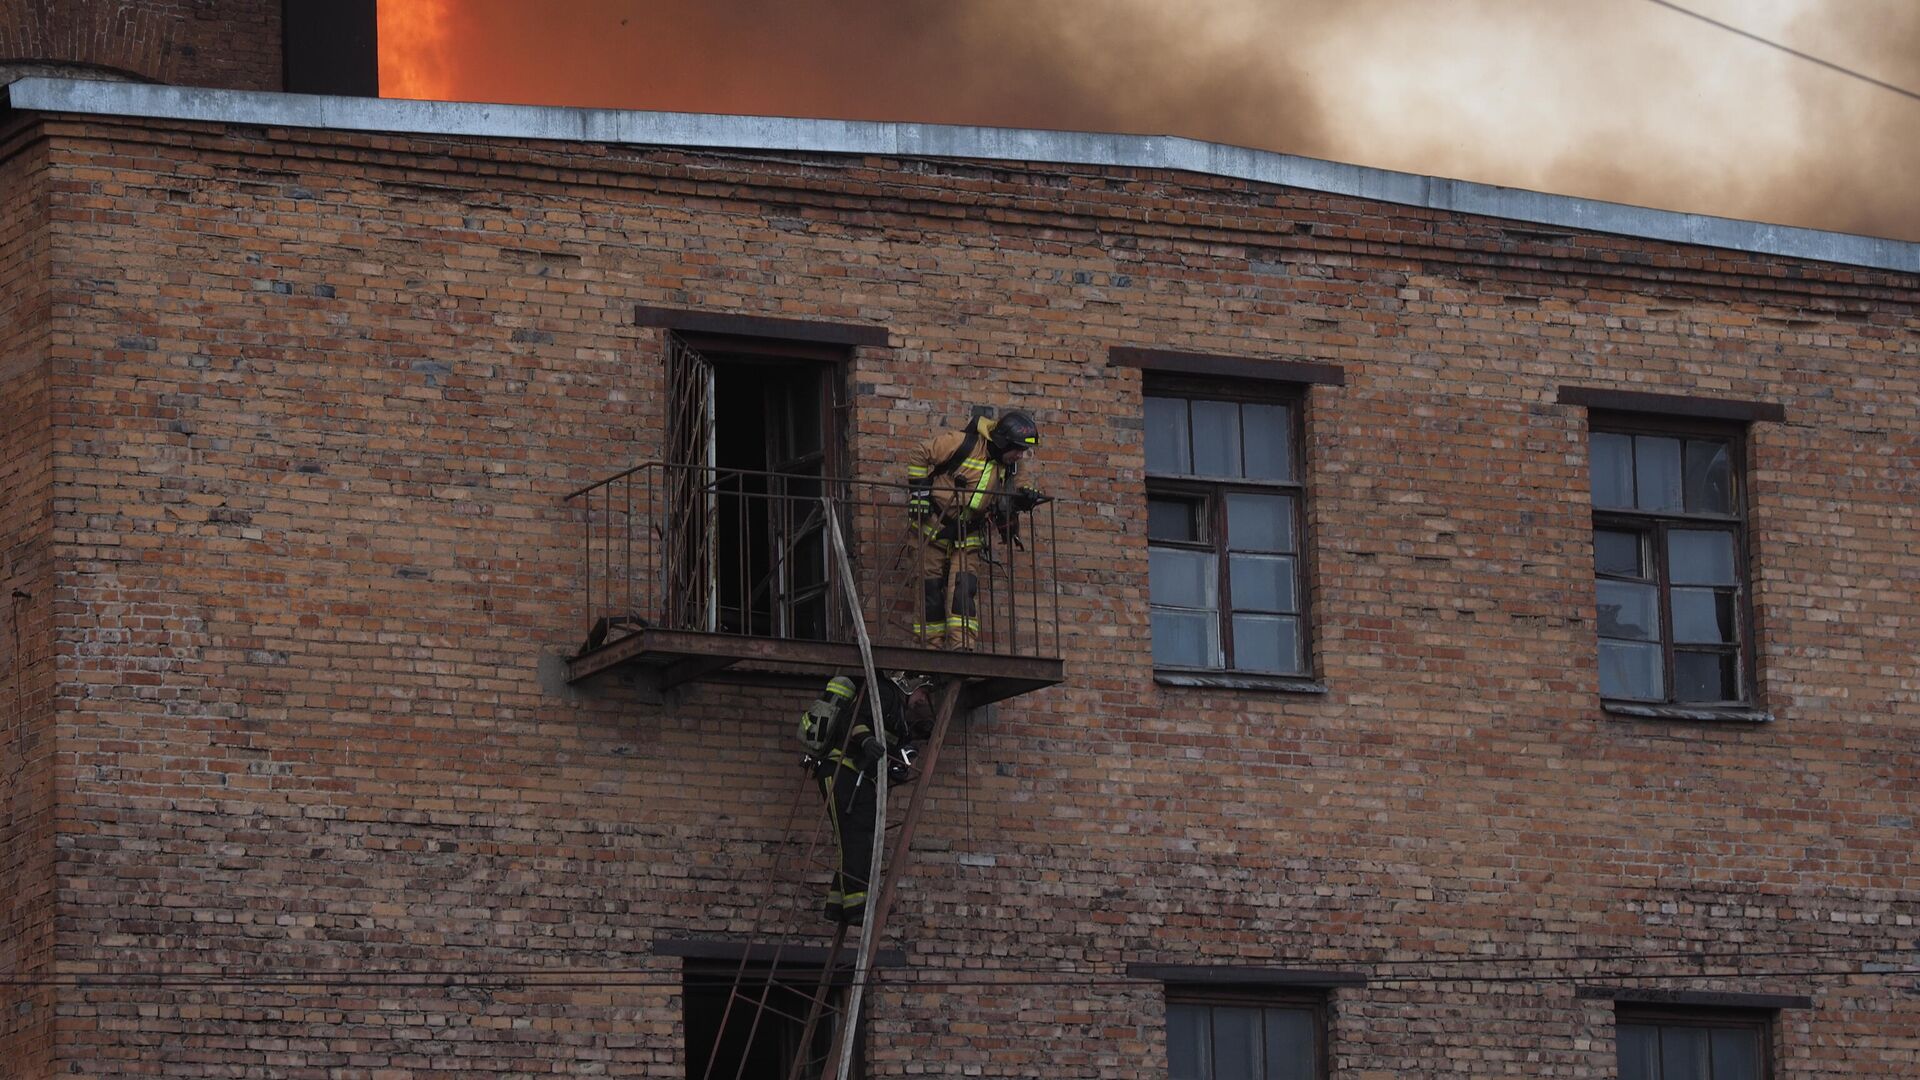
(1146, 383), (1308, 676)
(1588, 418), (1752, 705)
(682, 960), (857, 1080)
(1617, 1008), (1770, 1080)
(1167, 988), (1324, 1080)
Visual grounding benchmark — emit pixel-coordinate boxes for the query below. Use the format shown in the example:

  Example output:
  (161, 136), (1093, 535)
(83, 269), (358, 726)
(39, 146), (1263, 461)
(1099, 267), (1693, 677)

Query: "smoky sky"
(379, 0), (1920, 242)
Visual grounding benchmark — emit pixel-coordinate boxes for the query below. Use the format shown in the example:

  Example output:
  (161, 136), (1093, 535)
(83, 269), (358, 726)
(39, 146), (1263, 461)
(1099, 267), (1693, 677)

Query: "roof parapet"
(6, 75), (1917, 275)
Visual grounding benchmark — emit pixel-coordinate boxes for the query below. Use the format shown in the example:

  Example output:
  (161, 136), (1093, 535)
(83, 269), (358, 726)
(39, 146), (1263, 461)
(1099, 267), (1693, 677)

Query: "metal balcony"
(565, 463), (1064, 708)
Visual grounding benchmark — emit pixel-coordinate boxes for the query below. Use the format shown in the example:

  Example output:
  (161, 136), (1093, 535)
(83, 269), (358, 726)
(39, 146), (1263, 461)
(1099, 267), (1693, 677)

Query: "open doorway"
(665, 334), (844, 640)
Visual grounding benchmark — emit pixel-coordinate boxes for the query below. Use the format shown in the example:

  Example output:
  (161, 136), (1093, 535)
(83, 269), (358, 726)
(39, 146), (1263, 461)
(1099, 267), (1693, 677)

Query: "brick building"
(3, 38), (1918, 1080)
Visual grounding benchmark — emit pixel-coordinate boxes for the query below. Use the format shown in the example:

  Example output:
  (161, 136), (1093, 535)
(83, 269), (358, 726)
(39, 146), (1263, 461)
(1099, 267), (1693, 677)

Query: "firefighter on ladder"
(906, 408), (1044, 650)
(800, 673), (935, 925)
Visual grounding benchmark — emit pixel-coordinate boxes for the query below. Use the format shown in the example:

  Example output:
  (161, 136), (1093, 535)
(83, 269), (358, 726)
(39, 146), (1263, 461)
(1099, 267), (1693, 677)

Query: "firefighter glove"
(1012, 486), (1045, 513)
(908, 482), (933, 521)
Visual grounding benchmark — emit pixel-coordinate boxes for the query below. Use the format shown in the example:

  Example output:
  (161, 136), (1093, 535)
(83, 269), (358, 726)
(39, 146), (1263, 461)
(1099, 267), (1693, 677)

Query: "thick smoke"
(379, 0), (1920, 242)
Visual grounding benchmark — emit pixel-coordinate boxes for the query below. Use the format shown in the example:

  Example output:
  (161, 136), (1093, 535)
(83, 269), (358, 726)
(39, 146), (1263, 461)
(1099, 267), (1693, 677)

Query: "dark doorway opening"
(710, 354), (837, 639)
(683, 962), (857, 1080)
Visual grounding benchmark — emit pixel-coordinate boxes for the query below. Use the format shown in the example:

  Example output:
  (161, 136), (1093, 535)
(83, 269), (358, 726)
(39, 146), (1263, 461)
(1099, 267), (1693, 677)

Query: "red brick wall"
(18, 111), (1920, 1075)
(0, 0), (282, 90)
(0, 129), (56, 1075)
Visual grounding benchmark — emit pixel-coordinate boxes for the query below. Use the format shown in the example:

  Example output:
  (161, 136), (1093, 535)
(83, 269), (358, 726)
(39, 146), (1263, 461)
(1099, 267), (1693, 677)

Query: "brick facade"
(0, 120), (56, 1078)
(0, 0), (282, 91)
(0, 99), (1916, 1076)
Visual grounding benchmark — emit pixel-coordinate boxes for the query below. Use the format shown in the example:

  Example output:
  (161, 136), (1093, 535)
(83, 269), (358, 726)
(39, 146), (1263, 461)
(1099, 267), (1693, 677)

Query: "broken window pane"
(1674, 650), (1738, 702)
(1672, 587), (1736, 644)
(1597, 580), (1659, 640)
(1684, 439), (1733, 514)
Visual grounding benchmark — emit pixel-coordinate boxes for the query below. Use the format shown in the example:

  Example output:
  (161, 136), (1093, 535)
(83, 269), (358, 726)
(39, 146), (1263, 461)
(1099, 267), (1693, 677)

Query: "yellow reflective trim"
(825, 677), (856, 699)
(965, 463), (997, 511)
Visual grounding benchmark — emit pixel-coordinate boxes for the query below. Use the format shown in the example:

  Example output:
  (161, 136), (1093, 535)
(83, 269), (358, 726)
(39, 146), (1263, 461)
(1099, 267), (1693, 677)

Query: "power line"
(1642, 0), (1920, 103)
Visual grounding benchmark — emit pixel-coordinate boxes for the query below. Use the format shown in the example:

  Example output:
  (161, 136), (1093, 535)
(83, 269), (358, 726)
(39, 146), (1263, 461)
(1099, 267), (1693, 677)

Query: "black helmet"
(989, 409), (1039, 453)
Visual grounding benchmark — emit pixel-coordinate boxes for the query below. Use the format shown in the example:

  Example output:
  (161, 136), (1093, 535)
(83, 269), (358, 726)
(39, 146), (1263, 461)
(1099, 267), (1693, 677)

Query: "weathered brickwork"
(0, 129), (57, 1076)
(0, 103), (1915, 1076)
(0, 0), (281, 90)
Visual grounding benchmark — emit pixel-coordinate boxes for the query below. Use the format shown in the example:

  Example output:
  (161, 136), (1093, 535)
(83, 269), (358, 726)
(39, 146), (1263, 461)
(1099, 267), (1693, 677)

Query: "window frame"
(680, 958), (864, 1079)
(1144, 374), (1317, 685)
(1164, 984), (1329, 1080)
(1587, 411), (1759, 710)
(1615, 1004), (1774, 1080)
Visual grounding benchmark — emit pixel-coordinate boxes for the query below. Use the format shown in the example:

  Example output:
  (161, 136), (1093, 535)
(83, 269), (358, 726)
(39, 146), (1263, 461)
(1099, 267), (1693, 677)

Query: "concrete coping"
(4, 75), (1918, 276)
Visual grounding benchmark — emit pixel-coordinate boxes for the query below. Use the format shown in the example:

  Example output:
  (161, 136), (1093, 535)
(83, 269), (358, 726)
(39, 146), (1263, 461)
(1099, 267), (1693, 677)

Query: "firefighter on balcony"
(906, 408), (1043, 650)
(800, 672), (935, 925)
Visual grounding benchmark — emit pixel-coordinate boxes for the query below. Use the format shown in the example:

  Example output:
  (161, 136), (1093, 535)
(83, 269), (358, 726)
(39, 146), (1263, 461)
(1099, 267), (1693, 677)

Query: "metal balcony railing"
(566, 463), (1062, 669)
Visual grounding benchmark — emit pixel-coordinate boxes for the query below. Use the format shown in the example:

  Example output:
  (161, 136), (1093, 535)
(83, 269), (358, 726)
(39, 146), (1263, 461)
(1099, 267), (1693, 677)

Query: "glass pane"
(1146, 396), (1192, 475)
(1591, 432), (1634, 509)
(1226, 493), (1295, 553)
(1635, 435), (1683, 512)
(1153, 610), (1220, 669)
(1150, 548), (1218, 608)
(1192, 400), (1243, 477)
(1661, 1025), (1712, 1080)
(1229, 554), (1297, 613)
(1241, 403), (1294, 481)
(1600, 641), (1663, 700)
(1168, 1003), (1210, 1080)
(1685, 439), (1733, 514)
(1212, 1006), (1262, 1080)
(1597, 580), (1659, 641)
(1595, 530), (1645, 578)
(1264, 1008), (1317, 1080)
(1669, 530), (1737, 586)
(1232, 614), (1301, 675)
(1709, 1027), (1763, 1080)
(1149, 496), (1205, 543)
(1672, 588), (1736, 644)
(1675, 650), (1738, 702)
(1617, 1024), (1658, 1080)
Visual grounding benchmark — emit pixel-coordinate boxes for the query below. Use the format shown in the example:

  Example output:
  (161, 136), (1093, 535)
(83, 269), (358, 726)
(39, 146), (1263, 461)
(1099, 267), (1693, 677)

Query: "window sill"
(1602, 701), (1773, 723)
(1155, 669), (1328, 694)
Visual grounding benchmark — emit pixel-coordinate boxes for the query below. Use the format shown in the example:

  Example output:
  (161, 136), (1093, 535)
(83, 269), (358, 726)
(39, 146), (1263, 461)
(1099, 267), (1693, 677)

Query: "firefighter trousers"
(910, 524), (983, 650)
(818, 761), (877, 924)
